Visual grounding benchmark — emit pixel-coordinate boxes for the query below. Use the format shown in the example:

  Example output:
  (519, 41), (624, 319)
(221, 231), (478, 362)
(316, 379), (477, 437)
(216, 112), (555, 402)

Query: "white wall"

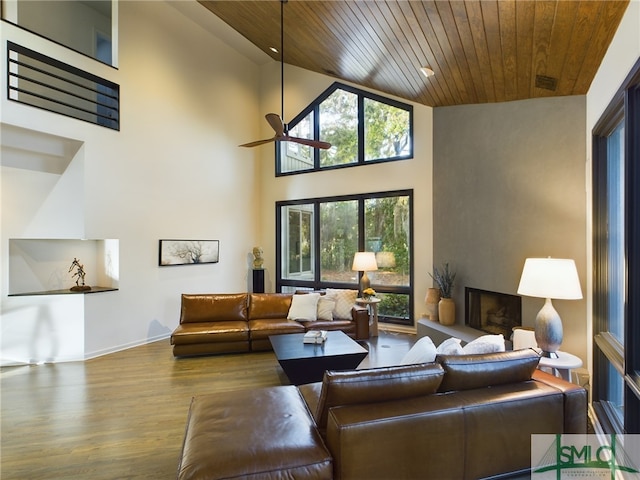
(255, 63), (434, 329)
(585, 0), (640, 375)
(1, 1), (263, 364)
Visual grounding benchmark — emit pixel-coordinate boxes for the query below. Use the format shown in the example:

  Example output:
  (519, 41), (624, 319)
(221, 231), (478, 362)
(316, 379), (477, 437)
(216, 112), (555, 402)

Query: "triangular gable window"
(277, 82), (413, 176)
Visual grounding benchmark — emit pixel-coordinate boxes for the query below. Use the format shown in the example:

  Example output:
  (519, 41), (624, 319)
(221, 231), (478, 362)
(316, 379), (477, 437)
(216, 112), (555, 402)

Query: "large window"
(277, 191), (413, 326)
(592, 59), (640, 434)
(278, 83), (413, 175)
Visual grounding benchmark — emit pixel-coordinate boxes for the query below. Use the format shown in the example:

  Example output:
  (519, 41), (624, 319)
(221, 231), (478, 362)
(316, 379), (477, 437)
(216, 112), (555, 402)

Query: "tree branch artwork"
(159, 240), (220, 266)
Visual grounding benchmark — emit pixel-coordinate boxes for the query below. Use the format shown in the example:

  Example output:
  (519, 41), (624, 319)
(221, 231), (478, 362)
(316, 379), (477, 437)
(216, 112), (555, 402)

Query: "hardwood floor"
(1, 330), (414, 480)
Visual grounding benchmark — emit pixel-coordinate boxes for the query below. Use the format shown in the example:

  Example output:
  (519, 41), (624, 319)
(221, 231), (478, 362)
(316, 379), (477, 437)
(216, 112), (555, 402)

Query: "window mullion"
(313, 202), (321, 287)
(313, 105), (321, 169)
(357, 93), (365, 163)
(358, 196), (364, 252)
(275, 203), (282, 288)
(592, 134), (609, 336)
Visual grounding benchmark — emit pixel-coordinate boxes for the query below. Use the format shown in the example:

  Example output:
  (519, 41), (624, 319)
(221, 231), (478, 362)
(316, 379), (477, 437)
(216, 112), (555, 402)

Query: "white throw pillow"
(400, 336), (437, 365)
(287, 293), (320, 321)
(325, 288), (358, 320)
(316, 297), (335, 321)
(436, 337), (463, 356)
(462, 334), (506, 354)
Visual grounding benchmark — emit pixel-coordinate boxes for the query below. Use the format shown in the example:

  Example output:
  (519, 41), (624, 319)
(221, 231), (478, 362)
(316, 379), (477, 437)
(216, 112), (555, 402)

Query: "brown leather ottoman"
(177, 386), (333, 480)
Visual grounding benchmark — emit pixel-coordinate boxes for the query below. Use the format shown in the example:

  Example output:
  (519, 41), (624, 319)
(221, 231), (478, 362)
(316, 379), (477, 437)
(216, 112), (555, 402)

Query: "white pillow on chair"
(436, 337), (463, 355)
(462, 334), (506, 354)
(400, 336), (437, 365)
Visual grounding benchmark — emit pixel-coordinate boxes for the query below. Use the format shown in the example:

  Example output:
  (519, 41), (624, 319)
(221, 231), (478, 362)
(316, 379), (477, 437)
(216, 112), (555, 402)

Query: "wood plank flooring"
(1, 331), (414, 480)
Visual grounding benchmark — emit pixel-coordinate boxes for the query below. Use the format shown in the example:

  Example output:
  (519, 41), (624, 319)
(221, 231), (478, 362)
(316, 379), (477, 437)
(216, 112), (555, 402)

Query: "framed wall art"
(159, 239), (219, 266)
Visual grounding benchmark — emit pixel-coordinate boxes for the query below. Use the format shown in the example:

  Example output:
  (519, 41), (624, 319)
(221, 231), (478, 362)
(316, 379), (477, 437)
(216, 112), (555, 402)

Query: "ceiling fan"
(240, 0), (331, 150)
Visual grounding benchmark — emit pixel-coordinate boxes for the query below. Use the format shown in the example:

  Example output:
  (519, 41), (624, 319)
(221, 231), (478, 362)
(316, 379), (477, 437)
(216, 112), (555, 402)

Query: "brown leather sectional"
(170, 293), (370, 357)
(176, 349), (587, 480)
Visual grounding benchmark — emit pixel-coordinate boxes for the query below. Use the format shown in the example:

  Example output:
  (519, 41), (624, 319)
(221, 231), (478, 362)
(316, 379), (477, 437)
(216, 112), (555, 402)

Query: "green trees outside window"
(320, 200), (358, 282)
(277, 82), (413, 175)
(278, 191), (413, 326)
(364, 98), (411, 161)
(320, 89), (358, 167)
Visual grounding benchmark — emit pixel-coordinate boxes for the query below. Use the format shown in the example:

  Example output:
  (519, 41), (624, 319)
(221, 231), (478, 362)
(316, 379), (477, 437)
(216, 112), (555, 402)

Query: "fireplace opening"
(465, 287), (522, 338)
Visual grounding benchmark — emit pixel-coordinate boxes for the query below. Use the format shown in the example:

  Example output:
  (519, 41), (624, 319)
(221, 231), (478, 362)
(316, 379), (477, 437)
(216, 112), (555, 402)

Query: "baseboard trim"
(84, 333), (171, 361)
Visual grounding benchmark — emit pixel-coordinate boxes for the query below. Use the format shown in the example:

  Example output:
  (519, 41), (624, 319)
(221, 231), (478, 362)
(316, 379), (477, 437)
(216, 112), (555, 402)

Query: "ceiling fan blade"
(240, 114), (283, 147)
(239, 137), (277, 148)
(286, 136), (332, 150)
(265, 113), (285, 136)
(240, 5), (330, 152)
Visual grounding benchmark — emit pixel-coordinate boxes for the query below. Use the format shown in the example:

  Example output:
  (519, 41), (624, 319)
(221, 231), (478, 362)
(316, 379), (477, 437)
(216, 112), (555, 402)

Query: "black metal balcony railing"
(7, 41), (120, 130)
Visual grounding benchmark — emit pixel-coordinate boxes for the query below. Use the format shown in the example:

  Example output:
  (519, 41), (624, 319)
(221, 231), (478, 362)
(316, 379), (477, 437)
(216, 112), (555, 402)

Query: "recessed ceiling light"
(420, 67), (435, 78)
(269, 46), (278, 54)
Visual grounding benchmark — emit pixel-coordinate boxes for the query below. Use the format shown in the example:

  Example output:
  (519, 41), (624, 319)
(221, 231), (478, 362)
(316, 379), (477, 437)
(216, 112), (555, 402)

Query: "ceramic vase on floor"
(438, 298), (455, 326)
(425, 288), (441, 321)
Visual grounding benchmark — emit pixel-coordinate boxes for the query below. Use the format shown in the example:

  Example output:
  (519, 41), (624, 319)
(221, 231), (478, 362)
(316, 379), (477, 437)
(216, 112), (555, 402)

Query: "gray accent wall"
(433, 96), (587, 362)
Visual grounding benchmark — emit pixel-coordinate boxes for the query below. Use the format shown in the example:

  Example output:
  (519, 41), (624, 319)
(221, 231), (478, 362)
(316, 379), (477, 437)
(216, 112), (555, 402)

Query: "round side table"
(355, 297), (381, 337)
(538, 351), (582, 382)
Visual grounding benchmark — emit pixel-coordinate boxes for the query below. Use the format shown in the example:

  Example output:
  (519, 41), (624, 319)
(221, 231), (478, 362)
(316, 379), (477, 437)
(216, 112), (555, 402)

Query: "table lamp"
(517, 257), (582, 357)
(352, 252), (377, 295)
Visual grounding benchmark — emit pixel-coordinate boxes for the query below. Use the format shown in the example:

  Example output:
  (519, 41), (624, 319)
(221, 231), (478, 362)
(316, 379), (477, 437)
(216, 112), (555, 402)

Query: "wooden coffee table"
(269, 331), (368, 385)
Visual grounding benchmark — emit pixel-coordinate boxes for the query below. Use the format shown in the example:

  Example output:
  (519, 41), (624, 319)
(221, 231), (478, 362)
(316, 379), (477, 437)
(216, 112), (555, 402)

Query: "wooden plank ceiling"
(199, 0), (629, 107)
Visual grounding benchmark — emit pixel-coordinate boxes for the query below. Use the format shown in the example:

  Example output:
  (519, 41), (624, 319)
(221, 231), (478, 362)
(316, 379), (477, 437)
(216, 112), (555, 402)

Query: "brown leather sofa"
(170, 293), (370, 357)
(176, 349), (587, 479)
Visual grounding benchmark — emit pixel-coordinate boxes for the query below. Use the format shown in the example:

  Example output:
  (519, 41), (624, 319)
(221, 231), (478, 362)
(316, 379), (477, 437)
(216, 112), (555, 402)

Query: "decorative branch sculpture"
(68, 257), (91, 291)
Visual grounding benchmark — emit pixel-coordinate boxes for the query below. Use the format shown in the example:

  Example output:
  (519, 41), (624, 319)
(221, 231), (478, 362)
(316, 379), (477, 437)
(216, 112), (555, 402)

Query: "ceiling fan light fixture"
(420, 67), (435, 78)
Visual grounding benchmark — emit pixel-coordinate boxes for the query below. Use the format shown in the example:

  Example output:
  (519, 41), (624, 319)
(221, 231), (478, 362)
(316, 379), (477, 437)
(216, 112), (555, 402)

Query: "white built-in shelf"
(9, 286), (118, 297)
(8, 238), (119, 296)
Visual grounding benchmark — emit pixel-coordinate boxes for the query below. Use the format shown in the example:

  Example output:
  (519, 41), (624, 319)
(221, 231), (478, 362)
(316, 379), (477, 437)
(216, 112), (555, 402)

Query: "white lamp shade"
(352, 252), (378, 272)
(517, 258), (582, 300)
